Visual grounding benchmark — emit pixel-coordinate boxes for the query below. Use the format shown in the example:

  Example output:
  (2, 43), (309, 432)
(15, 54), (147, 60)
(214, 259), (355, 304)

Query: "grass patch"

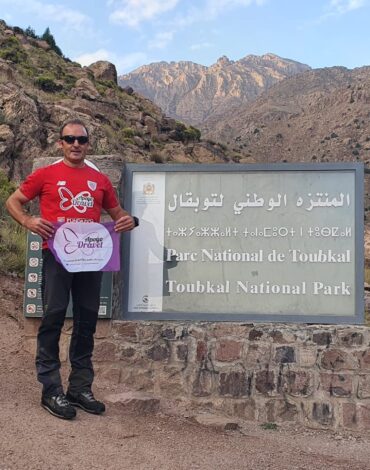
(260, 422), (278, 431)
(0, 170), (26, 276)
(0, 35), (27, 63)
(0, 222), (26, 275)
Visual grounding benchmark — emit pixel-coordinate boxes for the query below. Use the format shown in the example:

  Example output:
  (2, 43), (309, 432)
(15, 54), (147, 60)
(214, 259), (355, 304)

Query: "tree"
(25, 26), (38, 39)
(41, 27), (63, 56)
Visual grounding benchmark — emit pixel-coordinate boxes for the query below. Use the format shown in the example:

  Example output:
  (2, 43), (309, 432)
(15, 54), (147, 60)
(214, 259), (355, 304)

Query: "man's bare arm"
(106, 205), (136, 233)
(6, 189), (54, 239)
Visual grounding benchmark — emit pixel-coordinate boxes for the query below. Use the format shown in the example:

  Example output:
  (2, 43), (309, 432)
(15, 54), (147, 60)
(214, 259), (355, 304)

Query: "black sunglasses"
(61, 135), (89, 145)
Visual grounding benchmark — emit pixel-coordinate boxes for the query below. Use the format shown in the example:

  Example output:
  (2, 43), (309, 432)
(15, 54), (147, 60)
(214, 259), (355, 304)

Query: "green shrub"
(12, 26), (24, 35)
(0, 171), (16, 219)
(261, 422), (278, 431)
(25, 26), (38, 39)
(172, 122), (201, 142)
(97, 79), (116, 89)
(0, 223), (26, 275)
(19, 62), (38, 79)
(122, 127), (135, 138)
(175, 121), (186, 131)
(112, 117), (126, 129)
(2, 36), (19, 46)
(95, 84), (106, 96)
(63, 74), (77, 91)
(184, 125), (201, 142)
(35, 74), (62, 92)
(0, 170), (26, 275)
(0, 36), (27, 63)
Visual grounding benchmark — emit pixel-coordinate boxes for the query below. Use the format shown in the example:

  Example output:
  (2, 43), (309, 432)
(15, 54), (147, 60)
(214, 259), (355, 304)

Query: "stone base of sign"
(105, 391), (161, 414)
(23, 318), (370, 431)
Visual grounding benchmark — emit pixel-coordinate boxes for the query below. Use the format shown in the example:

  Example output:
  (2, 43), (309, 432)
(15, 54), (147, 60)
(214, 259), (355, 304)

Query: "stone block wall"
(24, 318), (370, 431)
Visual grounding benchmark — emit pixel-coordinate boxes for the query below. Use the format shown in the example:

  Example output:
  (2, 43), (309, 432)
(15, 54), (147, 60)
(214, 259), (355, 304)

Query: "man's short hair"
(59, 119), (89, 138)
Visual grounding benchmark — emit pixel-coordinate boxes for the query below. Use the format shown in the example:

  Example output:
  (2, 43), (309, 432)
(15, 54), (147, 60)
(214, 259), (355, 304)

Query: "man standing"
(6, 119), (137, 420)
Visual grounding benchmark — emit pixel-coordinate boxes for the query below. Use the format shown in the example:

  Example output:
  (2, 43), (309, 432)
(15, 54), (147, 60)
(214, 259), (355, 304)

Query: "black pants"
(36, 250), (103, 397)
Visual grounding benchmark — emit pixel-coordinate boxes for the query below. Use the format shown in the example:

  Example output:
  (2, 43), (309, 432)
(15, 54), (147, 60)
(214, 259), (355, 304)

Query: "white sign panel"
(123, 164), (364, 323)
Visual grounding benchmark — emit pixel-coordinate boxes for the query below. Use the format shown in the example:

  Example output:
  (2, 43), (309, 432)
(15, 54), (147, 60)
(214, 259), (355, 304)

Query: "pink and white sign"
(48, 221), (120, 272)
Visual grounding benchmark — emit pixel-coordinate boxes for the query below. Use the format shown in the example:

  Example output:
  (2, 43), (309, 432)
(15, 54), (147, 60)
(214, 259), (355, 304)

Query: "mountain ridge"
(119, 53), (310, 124)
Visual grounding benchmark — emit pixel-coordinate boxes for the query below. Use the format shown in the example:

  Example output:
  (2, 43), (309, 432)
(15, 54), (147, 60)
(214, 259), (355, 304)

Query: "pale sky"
(0, 0), (369, 74)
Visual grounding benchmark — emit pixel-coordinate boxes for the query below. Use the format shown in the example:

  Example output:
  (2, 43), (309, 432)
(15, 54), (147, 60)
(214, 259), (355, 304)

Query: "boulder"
(133, 135), (145, 148)
(34, 39), (51, 51)
(73, 78), (100, 101)
(88, 61), (117, 85)
(143, 115), (158, 136)
(123, 86), (134, 95)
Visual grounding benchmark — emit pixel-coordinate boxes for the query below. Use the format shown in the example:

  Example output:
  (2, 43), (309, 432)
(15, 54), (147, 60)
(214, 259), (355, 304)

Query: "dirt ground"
(1, 274), (370, 470)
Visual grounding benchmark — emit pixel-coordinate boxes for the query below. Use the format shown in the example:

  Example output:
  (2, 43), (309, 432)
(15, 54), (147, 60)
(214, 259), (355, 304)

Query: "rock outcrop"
(88, 60), (118, 84)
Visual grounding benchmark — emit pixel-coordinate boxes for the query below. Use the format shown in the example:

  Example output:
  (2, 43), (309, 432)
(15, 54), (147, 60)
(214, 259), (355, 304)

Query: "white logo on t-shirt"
(58, 187), (94, 213)
(88, 180), (97, 191)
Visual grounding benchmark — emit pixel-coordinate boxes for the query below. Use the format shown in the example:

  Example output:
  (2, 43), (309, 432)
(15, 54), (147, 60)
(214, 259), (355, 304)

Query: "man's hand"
(114, 215), (135, 233)
(23, 216), (55, 239)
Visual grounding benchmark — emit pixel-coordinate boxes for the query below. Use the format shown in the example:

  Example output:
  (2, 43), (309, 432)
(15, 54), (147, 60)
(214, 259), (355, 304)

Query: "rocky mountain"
(202, 66), (370, 166)
(0, 20), (231, 183)
(118, 54), (310, 125)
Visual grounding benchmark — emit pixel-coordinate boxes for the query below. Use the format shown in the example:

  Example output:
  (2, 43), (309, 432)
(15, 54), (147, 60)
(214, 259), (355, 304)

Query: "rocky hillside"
(0, 20), (232, 183)
(118, 54), (310, 125)
(202, 66), (370, 166)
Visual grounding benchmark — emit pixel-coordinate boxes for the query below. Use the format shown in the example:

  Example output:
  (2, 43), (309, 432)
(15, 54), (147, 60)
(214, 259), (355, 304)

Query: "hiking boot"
(41, 393), (77, 420)
(66, 390), (105, 415)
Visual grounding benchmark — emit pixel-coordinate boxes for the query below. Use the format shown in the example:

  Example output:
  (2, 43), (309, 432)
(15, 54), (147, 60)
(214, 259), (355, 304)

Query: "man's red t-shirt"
(20, 160), (119, 226)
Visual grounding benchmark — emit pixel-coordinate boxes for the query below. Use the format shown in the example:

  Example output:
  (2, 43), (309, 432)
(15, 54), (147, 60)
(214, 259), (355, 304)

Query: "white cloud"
(0, 0), (91, 31)
(317, 0), (366, 21)
(109, 0), (180, 27)
(171, 0), (265, 29)
(190, 42), (213, 50)
(74, 49), (148, 74)
(329, 0), (365, 14)
(116, 52), (149, 72)
(204, 0), (266, 19)
(148, 31), (174, 49)
(74, 49), (113, 66)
